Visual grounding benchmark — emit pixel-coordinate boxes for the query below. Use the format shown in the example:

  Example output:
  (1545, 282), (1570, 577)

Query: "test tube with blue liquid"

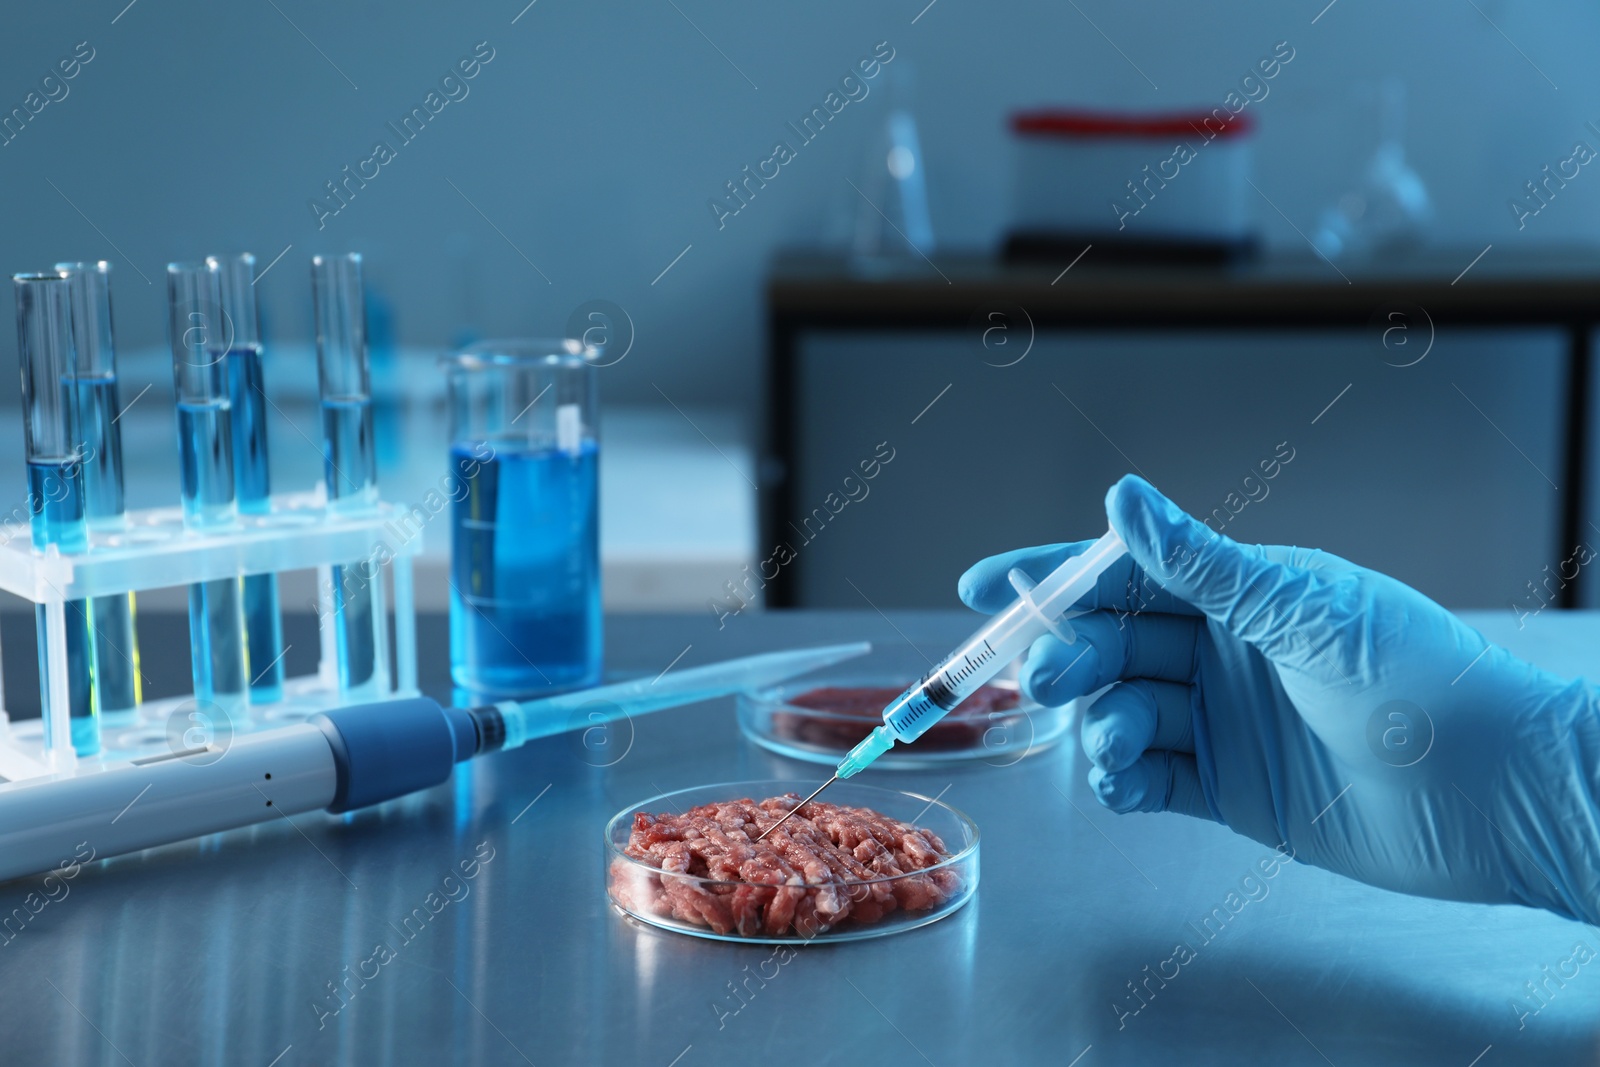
(311, 254), (381, 693)
(14, 272), (99, 756)
(446, 339), (601, 697)
(56, 261), (141, 726)
(167, 261), (249, 719)
(211, 253), (285, 702)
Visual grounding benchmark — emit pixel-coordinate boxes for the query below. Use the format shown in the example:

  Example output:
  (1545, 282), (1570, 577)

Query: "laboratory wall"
(791, 331), (1567, 610)
(0, 1), (1598, 403)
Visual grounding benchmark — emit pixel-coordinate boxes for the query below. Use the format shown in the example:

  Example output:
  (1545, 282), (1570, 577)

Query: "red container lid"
(1010, 108), (1256, 140)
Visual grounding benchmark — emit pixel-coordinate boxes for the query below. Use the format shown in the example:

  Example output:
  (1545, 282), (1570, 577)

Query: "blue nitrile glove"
(958, 474), (1600, 923)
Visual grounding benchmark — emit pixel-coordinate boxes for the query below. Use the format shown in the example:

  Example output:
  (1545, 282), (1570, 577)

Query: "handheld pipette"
(0, 642), (870, 883)
(758, 530), (1125, 840)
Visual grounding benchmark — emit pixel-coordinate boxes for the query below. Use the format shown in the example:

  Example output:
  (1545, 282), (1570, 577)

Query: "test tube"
(311, 253), (379, 692)
(56, 261), (141, 725)
(211, 253), (285, 702)
(14, 272), (99, 756)
(167, 261), (249, 718)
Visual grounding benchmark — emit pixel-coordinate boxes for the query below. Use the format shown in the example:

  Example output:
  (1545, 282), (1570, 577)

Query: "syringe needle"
(755, 776), (838, 842)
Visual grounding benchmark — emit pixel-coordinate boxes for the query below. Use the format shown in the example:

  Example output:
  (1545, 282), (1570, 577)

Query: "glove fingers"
(1022, 612), (1200, 707)
(1089, 750), (1214, 820)
(1106, 474), (1332, 669)
(1080, 680), (1196, 769)
(957, 541), (1198, 618)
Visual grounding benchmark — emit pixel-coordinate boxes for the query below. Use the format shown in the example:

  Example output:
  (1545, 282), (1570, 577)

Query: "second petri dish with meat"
(606, 780), (979, 944)
(737, 644), (1068, 768)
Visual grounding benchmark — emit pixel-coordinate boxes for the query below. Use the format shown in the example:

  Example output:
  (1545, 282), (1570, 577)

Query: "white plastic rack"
(0, 491), (419, 780)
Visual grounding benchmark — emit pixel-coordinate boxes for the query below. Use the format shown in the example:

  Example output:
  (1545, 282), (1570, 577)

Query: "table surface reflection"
(4, 609), (1599, 1066)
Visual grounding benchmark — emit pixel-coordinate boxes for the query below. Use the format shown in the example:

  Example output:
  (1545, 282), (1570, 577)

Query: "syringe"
(758, 530), (1126, 839)
(845, 529), (1126, 774)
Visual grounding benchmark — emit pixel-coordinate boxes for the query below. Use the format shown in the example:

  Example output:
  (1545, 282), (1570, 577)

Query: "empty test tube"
(211, 253), (285, 702)
(14, 272), (99, 757)
(311, 253), (379, 692)
(167, 262), (249, 719)
(57, 261), (142, 725)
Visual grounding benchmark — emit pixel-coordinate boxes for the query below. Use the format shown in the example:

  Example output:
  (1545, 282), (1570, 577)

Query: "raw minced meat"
(609, 793), (962, 938)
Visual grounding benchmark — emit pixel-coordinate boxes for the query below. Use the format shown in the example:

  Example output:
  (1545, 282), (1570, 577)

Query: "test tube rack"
(0, 490), (419, 779)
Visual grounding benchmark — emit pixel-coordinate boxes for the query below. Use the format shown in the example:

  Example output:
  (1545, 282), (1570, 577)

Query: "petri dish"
(606, 780), (979, 944)
(737, 644), (1068, 768)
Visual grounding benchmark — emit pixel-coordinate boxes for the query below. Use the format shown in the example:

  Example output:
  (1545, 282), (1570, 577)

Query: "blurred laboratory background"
(3, 0), (1600, 638)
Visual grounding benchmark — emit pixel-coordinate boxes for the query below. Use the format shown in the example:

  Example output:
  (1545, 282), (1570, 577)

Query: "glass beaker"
(445, 339), (601, 697)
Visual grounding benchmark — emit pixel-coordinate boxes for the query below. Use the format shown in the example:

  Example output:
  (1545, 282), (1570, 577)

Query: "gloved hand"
(958, 474), (1600, 923)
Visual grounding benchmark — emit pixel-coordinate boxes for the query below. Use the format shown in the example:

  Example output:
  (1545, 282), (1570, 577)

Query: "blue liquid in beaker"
(449, 441), (601, 696)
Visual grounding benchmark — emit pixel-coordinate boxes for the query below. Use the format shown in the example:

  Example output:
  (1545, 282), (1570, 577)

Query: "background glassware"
(851, 61), (936, 267)
(1311, 78), (1434, 261)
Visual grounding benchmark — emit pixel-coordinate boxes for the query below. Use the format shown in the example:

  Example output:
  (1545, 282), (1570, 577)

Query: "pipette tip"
(754, 775), (838, 841)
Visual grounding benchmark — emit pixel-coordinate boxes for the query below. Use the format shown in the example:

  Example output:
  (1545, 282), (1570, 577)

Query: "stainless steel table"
(4, 609), (1600, 1065)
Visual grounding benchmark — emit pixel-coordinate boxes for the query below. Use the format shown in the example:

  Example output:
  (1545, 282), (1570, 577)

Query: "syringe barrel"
(883, 529), (1128, 745)
(883, 599), (1038, 742)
